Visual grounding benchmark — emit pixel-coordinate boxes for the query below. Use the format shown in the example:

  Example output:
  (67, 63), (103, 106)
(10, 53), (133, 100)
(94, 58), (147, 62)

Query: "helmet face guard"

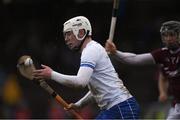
(160, 21), (180, 49)
(63, 16), (92, 41)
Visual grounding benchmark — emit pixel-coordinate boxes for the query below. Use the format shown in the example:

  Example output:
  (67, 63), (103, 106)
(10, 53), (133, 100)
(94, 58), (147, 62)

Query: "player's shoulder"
(82, 40), (101, 55)
(152, 47), (168, 53)
(151, 47), (168, 58)
(161, 47), (168, 51)
(88, 40), (101, 47)
(84, 40), (102, 51)
(81, 40), (103, 60)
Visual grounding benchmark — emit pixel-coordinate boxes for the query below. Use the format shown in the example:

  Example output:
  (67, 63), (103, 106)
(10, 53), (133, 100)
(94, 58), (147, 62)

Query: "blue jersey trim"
(80, 64), (95, 69)
(81, 61), (94, 65)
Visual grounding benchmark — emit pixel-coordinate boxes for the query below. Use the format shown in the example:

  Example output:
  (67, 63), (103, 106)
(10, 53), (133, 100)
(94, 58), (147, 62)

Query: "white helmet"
(63, 16), (92, 41)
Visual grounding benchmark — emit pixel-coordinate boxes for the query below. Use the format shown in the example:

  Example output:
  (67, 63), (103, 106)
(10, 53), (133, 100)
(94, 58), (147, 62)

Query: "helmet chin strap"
(72, 31), (89, 52)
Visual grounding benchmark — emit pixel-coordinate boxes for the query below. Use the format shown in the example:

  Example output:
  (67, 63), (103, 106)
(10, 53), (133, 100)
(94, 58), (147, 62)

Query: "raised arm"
(114, 51), (155, 65)
(105, 40), (155, 65)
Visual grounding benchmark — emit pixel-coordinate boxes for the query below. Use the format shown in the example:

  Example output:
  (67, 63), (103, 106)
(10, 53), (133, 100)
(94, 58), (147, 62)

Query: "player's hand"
(105, 39), (117, 54)
(64, 103), (81, 111)
(33, 64), (53, 80)
(158, 93), (168, 103)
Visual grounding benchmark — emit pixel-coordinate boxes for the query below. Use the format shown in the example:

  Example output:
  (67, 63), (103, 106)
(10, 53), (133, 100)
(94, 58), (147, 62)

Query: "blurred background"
(0, 0), (179, 119)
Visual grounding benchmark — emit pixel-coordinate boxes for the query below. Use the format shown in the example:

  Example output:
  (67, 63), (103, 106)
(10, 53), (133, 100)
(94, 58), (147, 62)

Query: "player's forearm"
(158, 73), (168, 94)
(75, 91), (94, 108)
(51, 67), (93, 88)
(51, 71), (81, 87)
(114, 51), (155, 65)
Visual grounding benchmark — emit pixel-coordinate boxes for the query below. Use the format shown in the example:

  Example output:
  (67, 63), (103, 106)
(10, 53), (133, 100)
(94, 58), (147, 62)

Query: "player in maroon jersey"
(105, 20), (180, 119)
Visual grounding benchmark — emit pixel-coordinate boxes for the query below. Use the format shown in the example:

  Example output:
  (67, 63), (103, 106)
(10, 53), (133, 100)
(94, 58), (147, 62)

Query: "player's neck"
(80, 37), (92, 52)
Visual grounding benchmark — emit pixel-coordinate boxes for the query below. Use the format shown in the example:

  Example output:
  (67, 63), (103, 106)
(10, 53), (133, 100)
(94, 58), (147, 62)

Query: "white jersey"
(81, 40), (132, 109)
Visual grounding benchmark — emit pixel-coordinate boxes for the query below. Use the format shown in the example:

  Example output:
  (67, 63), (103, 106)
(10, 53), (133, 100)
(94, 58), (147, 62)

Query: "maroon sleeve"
(151, 48), (163, 64)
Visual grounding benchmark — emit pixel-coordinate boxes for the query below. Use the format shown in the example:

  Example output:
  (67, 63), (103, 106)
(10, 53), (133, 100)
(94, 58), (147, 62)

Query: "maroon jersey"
(151, 47), (180, 103)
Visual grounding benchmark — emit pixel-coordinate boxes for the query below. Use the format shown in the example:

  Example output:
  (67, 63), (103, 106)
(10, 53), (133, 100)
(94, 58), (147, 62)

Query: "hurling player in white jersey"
(33, 16), (140, 119)
(105, 20), (180, 119)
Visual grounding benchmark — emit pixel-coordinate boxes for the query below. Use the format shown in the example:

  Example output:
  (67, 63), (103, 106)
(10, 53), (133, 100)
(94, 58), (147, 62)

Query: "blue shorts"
(96, 97), (140, 119)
